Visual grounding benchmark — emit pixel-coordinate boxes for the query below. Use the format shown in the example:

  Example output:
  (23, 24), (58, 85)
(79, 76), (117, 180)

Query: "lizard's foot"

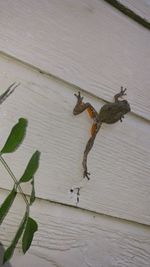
(83, 170), (90, 180)
(114, 86), (127, 102)
(74, 91), (84, 103)
(120, 115), (124, 122)
(119, 86), (127, 97)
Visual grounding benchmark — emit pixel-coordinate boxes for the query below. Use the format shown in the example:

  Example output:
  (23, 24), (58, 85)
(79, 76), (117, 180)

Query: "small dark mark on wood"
(39, 70), (45, 74)
(70, 187), (81, 205)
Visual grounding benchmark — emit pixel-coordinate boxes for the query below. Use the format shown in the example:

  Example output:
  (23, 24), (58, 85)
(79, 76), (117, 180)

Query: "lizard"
(73, 86), (131, 180)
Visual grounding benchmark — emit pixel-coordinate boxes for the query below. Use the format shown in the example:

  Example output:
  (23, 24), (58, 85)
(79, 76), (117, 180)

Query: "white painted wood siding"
(0, 0), (150, 266)
(0, 190), (150, 267)
(0, 0), (150, 120)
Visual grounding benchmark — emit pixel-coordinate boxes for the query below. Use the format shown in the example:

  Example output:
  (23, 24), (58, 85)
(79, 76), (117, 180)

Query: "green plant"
(0, 117), (40, 264)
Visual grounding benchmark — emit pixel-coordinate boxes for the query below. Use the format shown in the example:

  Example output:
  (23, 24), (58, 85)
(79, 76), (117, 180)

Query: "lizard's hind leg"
(82, 122), (102, 179)
(82, 134), (96, 180)
(73, 91), (101, 179)
(73, 91), (98, 119)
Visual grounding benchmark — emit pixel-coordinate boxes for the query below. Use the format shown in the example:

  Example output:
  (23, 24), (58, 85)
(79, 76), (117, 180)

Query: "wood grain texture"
(0, 190), (150, 267)
(0, 55), (149, 225)
(0, 0), (150, 120)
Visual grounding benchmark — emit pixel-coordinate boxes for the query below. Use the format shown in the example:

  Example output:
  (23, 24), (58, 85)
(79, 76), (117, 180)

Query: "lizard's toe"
(83, 170), (90, 180)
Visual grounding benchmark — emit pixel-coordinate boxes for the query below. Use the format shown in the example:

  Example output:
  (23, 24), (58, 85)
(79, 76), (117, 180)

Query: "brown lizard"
(73, 87), (131, 180)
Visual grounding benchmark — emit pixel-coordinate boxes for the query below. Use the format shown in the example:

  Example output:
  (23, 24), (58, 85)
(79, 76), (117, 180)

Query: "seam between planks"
(1, 187), (150, 228)
(0, 51), (149, 124)
(102, 0), (150, 30)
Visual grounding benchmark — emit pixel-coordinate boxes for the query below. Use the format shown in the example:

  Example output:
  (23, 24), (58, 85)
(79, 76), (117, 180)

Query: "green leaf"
(1, 118), (28, 154)
(30, 179), (35, 205)
(22, 217), (38, 254)
(0, 187), (17, 225)
(3, 210), (28, 264)
(19, 151), (40, 183)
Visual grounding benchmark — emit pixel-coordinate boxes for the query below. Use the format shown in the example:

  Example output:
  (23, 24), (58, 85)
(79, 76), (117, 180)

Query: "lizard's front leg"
(114, 86), (127, 103)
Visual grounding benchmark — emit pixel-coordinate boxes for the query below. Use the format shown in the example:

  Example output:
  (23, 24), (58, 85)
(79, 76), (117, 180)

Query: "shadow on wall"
(0, 243), (12, 267)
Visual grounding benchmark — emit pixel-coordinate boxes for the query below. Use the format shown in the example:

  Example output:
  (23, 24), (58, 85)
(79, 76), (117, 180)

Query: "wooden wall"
(0, 0), (150, 266)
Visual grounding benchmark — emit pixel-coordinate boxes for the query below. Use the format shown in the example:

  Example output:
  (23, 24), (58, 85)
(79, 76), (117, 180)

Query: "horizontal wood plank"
(0, 55), (149, 225)
(0, 0), (150, 120)
(0, 190), (150, 267)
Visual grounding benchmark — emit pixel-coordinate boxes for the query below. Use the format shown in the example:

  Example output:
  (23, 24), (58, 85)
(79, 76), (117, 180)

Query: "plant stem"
(0, 154), (29, 206)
